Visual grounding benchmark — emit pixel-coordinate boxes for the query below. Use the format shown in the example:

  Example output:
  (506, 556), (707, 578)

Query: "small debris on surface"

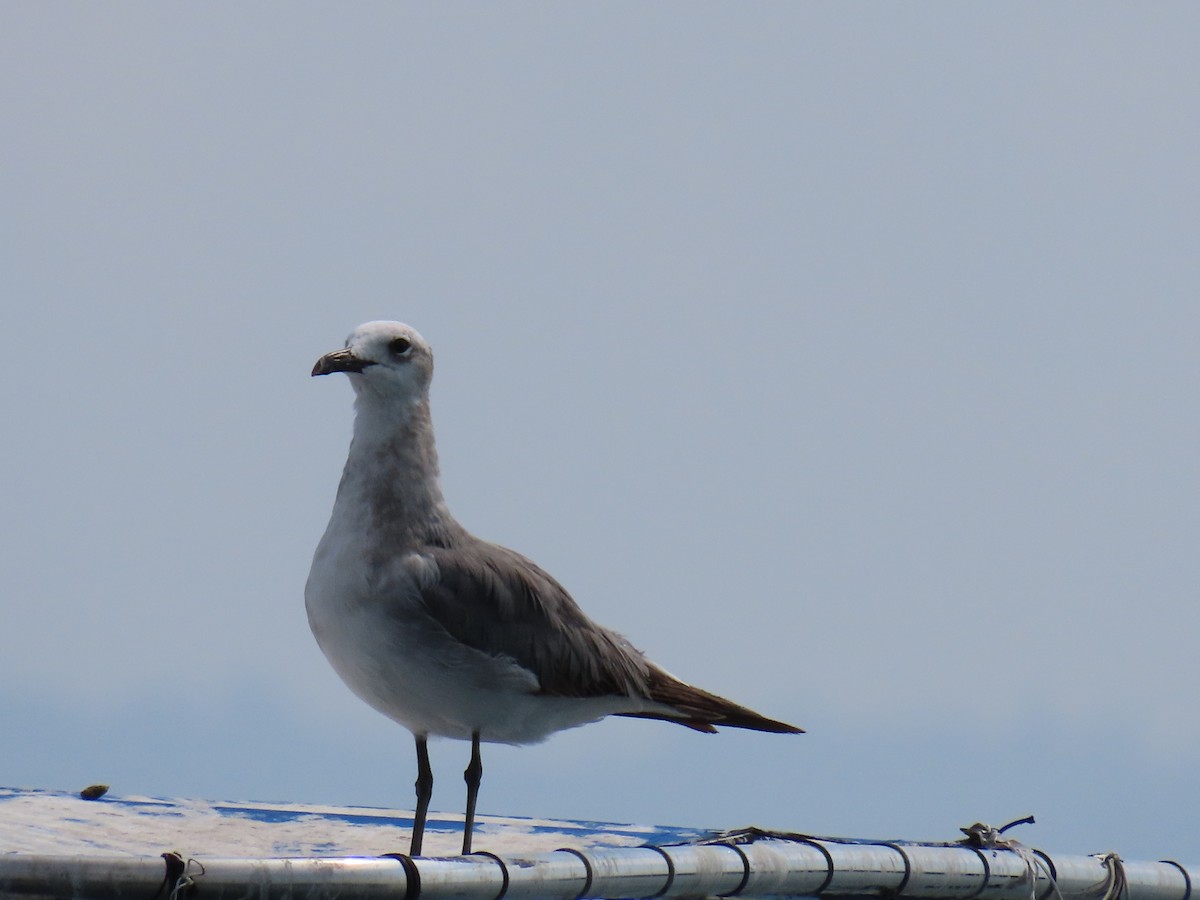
(79, 784), (109, 801)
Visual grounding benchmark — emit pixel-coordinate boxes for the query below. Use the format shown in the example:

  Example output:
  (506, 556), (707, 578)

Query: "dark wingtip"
(717, 713), (805, 734)
(624, 668), (805, 735)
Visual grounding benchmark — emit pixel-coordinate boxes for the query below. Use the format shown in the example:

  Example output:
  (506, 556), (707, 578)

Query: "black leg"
(461, 730), (483, 855)
(411, 735), (433, 857)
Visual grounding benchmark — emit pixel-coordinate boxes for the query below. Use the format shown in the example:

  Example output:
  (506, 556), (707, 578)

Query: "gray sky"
(3, 3), (1197, 861)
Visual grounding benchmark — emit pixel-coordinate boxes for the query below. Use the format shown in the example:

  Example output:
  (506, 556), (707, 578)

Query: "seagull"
(306, 321), (802, 857)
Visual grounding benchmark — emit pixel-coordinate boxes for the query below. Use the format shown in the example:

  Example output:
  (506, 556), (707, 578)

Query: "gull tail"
(618, 666), (804, 735)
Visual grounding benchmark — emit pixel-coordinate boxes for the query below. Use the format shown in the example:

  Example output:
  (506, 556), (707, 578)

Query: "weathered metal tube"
(0, 841), (1196, 900)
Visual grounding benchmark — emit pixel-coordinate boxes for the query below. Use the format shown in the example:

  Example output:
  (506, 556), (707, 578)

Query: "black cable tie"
(556, 847), (594, 900)
(151, 852), (186, 900)
(467, 851), (510, 900)
(645, 845), (677, 899)
(962, 846), (991, 899)
(168, 857), (205, 900)
(381, 853), (421, 900)
(791, 838), (836, 895)
(1159, 860), (1192, 900)
(998, 815), (1036, 834)
(1033, 849), (1059, 900)
(716, 841), (751, 897)
(875, 842), (913, 897)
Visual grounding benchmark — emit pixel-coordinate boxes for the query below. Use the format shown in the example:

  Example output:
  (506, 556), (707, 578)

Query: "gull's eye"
(389, 337), (412, 357)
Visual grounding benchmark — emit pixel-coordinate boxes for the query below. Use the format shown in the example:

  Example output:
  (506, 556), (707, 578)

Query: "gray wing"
(414, 539), (653, 700)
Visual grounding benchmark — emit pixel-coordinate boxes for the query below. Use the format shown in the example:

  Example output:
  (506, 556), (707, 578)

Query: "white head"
(311, 321), (435, 407)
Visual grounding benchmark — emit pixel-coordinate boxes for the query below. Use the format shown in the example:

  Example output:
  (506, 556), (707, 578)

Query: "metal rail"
(0, 837), (1193, 900)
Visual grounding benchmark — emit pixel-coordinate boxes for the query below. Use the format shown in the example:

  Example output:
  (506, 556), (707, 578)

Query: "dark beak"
(312, 348), (376, 376)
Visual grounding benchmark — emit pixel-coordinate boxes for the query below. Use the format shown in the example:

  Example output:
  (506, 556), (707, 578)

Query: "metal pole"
(0, 839), (1194, 900)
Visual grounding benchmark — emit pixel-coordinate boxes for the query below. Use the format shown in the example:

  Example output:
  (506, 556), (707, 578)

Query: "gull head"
(312, 321), (434, 403)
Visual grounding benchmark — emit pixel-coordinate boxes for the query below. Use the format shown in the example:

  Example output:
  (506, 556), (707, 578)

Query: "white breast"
(305, 522), (637, 745)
